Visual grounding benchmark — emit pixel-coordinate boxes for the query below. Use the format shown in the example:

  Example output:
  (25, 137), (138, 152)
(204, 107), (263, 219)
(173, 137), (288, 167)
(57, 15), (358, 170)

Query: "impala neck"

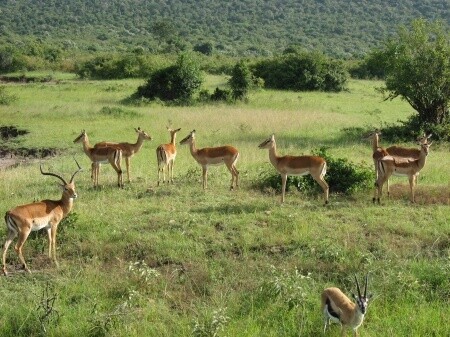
(372, 134), (380, 153)
(131, 134), (146, 153)
(416, 148), (428, 169)
(170, 133), (177, 146)
(188, 138), (198, 157)
(60, 194), (75, 215)
(268, 141), (280, 168)
(82, 136), (93, 155)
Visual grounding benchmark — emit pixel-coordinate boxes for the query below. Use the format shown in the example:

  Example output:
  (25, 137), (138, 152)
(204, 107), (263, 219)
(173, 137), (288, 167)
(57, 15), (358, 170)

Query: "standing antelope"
(258, 134), (329, 204)
(373, 141), (432, 203)
(2, 160), (82, 275)
(156, 127), (181, 186)
(368, 131), (431, 198)
(94, 127), (152, 182)
(180, 130), (240, 190)
(73, 130), (124, 188)
(322, 275), (372, 337)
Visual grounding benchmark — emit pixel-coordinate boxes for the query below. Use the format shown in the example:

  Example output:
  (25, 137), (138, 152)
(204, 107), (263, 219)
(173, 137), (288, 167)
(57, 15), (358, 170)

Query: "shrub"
(252, 51), (348, 92)
(255, 147), (372, 195)
(135, 53), (203, 104)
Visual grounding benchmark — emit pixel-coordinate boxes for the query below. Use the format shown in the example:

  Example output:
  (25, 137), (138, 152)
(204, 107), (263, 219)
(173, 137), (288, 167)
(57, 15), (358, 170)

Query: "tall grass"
(0, 75), (448, 336)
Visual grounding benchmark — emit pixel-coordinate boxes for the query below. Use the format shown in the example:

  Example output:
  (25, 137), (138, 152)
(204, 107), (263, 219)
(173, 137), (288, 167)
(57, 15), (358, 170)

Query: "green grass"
(0, 76), (449, 336)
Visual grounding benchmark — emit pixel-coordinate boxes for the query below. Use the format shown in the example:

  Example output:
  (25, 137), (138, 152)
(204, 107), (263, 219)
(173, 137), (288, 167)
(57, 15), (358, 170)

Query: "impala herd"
(2, 126), (434, 335)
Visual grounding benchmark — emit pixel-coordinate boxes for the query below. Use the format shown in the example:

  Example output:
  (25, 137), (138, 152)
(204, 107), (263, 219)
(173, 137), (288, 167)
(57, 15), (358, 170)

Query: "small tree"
(379, 19), (450, 126)
(228, 60), (258, 101)
(136, 53), (203, 104)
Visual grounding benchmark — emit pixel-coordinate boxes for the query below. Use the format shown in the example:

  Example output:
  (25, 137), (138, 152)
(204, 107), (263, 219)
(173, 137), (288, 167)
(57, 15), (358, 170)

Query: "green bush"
(0, 86), (18, 105)
(252, 51), (348, 92)
(255, 147), (372, 195)
(380, 114), (450, 142)
(135, 53), (203, 104)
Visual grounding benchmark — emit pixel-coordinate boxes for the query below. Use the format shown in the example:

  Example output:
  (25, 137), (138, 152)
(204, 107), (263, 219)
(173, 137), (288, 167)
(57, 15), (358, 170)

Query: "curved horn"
(354, 275), (362, 297)
(364, 274), (368, 297)
(40, 164), (67, 185)
(69, 157), (83, 183)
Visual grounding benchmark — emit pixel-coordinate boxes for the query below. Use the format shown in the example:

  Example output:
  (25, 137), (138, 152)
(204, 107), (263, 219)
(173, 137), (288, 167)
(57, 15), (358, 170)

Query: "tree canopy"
(0, 0), (448, 58)
(379, 19), (450, 126)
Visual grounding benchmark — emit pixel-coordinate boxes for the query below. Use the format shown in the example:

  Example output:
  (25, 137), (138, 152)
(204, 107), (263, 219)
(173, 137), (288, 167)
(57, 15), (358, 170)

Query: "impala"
(368, 131), (431, 197)
(73, 130), (124, 188)
(156, 127), (181, 186)
(322, 275), (372, 337)
(180, 130), (240, 190)
(2, 160), (82, 275)
(94, 127), (152, 182)
(373, 141), (432, 203)
(258, 134), (329, 204)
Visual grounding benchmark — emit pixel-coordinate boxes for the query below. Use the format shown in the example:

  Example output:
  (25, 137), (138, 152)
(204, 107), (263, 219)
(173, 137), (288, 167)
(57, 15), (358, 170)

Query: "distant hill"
(0, 0), (448, 57)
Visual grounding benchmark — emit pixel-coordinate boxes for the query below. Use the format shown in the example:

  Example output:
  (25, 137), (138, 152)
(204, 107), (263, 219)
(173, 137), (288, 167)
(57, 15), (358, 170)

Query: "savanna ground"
(0, 73), (449, 337)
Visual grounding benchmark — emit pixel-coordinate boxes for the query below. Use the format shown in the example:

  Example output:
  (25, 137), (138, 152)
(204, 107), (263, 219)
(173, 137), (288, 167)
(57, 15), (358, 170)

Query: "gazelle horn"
(364, 274), (368, 298)
(354, 275), (362, 297)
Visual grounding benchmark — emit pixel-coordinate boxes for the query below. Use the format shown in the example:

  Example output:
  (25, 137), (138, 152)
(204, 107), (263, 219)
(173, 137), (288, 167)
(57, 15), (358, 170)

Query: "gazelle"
(180, 130), (240, 190)
(2, 160), (82, 275)
(373, 141), (432, 203)
(258, 134), (329, 204)
(73, 130), (124, 188)
(94, 127), (152, 182)
(322, 275), (372, 337)
(368, 131), (431, 197)
(156, 127), (181, 186)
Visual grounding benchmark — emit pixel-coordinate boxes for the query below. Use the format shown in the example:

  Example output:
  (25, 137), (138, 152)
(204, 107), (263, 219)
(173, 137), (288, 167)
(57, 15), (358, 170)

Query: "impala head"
(258, 134), (275, 149)
(168, 126), (181, 135)
(135, 127), (153, 141)
(352, 274), (371, 315)
(365, 129), (381, 140)
(419, 141), (432, 155)
(40, 158), (83, 199)
(180, 130), (195, 145)
(73, 130), (87, 144)
(417, 133), (432, 144)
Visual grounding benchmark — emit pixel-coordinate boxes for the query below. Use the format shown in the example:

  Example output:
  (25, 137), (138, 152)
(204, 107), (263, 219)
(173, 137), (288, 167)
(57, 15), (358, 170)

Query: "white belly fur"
(32, 216), (52, 231)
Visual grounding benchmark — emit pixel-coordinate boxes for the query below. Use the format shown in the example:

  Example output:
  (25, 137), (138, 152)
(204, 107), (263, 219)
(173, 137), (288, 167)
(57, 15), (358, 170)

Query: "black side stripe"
(5, 213), (19, 234)
(326, 298), (340, 320)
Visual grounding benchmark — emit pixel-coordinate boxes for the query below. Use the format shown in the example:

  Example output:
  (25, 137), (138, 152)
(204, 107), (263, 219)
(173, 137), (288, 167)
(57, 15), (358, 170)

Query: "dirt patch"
(0, 125), (60, 169)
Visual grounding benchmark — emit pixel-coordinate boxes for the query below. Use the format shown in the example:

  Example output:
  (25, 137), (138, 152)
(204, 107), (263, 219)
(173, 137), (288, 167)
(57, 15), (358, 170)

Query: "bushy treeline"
(1, 0), (447, 57)
(252, 51), (348, 92)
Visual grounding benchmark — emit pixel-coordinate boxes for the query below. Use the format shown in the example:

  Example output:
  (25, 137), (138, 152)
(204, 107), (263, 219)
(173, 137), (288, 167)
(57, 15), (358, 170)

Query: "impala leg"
(387, 178), (390, 198)
(313, 175), (329, 205)
(14, 229), (31, 273)
(2, 231), (17, 276)
(202, 166), (208, 189)
(125, 157), (131, 183)
(281, 174), (287, 203)
(169, 160), (174, 183)
(409, 175), (416, 203)
(51, 225), (59, 267)
(225, 162), (236, 190)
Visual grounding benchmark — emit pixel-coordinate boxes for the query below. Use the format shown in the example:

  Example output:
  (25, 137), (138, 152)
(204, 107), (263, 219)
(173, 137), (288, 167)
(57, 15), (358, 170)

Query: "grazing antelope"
(322, 275), (372, 337)
(2, 160), (82, 275)
(373, 141), (432, 203)
(368, 131), (431, 198)
(180, 130), (240, 190)
(94, 127), (152, 182)
(156, 127), (181, 186)
(73, 130), (124, 188)
(258, 134), (329, 204)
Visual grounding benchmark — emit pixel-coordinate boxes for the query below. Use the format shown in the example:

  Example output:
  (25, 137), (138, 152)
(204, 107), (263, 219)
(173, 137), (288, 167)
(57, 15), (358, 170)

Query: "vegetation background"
(0, 0), (449, 57)
(0, 74), (449, 336)
(0, 0), (449, 336)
